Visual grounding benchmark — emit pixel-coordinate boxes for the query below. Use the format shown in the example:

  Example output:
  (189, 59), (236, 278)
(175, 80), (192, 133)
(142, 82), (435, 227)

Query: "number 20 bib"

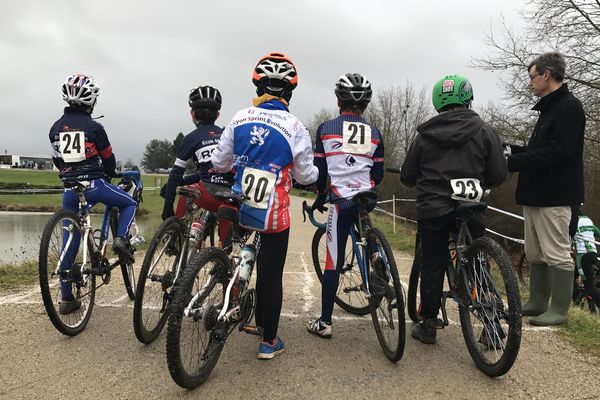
(242, 167), (277, 209)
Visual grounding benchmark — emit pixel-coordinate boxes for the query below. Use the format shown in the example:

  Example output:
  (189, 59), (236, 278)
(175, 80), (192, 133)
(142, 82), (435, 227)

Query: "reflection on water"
(0, 212), (154, 265)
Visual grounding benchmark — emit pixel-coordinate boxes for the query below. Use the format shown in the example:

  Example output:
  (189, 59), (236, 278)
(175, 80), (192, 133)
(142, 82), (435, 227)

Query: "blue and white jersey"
(211, 100), (318, 232)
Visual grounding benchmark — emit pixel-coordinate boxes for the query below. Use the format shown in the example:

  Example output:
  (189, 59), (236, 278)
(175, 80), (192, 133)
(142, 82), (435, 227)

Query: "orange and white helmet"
(62, 73), (100, 106)
(252, 52), (298, 94)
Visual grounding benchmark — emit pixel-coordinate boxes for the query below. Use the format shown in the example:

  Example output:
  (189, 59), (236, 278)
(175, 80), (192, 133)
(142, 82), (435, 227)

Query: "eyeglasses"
(529, 70), (546, 82)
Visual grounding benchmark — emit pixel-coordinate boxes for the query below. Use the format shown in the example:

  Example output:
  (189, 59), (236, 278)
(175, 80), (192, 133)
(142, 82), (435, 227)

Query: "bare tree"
(305, 108), (336, 145)
(472, 0), (600, 157)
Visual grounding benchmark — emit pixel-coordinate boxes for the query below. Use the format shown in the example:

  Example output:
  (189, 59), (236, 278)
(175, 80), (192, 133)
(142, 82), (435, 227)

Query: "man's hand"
(502, 144), (512, 158)
(311, 193), (328, 213)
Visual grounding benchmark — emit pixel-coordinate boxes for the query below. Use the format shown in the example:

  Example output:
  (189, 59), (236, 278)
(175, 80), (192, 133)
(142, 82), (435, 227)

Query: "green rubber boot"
(522, 263), (551, 316)
(529, 268), (574, 326)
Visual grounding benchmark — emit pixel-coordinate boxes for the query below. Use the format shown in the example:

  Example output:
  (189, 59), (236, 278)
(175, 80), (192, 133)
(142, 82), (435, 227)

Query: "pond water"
(0, 211), (155, 265)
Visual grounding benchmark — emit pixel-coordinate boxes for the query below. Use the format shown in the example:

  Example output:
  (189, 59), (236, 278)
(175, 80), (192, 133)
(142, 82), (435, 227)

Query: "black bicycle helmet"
(188, 85), (222, 110)
(335, 73), (372, 104)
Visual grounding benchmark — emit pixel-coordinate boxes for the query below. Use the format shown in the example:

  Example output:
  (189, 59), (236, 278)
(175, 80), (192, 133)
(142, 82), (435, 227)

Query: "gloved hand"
(161, 205), (175, 221)
(311, 193), (328, 213)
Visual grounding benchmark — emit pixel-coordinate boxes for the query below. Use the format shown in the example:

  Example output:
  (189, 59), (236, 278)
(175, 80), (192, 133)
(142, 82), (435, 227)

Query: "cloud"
(0, 0), (525, 163)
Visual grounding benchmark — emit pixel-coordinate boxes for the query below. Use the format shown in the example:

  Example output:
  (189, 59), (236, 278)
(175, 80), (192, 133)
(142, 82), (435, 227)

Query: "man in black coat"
(506, 52), (586, 326)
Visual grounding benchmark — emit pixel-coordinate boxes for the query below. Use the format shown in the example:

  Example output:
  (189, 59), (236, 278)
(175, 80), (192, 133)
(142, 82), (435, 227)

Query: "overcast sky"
(1, 0), (527, 163)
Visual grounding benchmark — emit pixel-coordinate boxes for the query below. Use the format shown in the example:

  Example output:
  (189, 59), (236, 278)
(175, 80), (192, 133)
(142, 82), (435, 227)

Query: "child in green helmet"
(400, 75), (507, 344)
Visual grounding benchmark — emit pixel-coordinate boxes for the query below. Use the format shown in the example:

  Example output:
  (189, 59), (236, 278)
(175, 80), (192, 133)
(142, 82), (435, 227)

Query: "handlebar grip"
(386, 168), (401, 174)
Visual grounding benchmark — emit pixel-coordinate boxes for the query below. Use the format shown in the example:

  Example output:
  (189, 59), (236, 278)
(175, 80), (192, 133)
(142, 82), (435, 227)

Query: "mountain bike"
(407, 201), (522, 377)
(301, 191), (405, 363)
(38, 171), (143, 336)
(166, 190), (261, 389)
(133, 185), (218, 344)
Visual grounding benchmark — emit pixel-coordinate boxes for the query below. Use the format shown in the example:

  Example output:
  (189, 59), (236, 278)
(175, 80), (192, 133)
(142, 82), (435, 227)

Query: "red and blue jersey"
(49, 107), (115, 181)
(211, 99), (318, 232)
(314, 112), (384, 201)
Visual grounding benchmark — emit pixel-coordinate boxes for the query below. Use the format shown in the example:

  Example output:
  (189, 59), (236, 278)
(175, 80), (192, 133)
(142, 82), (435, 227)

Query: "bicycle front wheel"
(133, 217), (185, 344)
(366, 228), (406, 362)
(311, 227), (370, 315)
(38, 209), (96, 336)
(166, 247), (229, 389)
(458, 237), (522, 377)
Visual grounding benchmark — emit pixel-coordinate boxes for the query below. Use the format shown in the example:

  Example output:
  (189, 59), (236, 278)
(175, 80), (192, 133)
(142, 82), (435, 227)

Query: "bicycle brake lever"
(302, 201), (308, 223)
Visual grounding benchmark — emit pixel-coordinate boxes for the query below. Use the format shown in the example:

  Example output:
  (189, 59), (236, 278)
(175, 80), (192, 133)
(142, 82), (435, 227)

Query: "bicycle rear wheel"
(458, 237), (522, 377)
(516, 252), (528, 288)
(133, 217), (186, 344)
(407, 236), (423, 323)
(311, 227), (370, 315)
(38, 209), (96, 336)
(166, 247), (229, 389)
(580, 259), (600, 312)
(366, 228), (406, 362)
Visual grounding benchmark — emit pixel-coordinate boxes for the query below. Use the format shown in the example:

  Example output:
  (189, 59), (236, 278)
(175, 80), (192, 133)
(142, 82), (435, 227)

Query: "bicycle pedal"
(241, 324), (263, 336)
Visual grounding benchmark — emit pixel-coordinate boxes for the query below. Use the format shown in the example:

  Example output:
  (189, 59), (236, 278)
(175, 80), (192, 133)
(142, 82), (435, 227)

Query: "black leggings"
(254, 228), (290, 342)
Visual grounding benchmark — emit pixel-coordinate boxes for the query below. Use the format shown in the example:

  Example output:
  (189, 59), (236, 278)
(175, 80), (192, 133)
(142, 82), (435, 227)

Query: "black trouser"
(418, 212), (485, 320)
(254, 228), (290, 342)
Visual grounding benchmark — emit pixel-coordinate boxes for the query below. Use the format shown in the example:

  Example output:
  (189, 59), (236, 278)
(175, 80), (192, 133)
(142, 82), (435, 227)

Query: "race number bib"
(450, 178), (483, 202)
(242, 167), (276, 209)
(342, 121), (371, 154)
(195, 144), (217, 162)
(59, 131), (86, 162)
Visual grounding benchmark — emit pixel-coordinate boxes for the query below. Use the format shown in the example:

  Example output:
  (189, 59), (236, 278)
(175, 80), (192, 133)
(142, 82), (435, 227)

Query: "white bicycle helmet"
(335, 73), (372, 104)
(62, 74), (100, 106)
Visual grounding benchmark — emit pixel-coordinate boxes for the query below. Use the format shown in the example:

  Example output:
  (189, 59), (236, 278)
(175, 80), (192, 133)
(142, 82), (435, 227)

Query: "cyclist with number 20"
(307, 73), (385, 338)
(49, 73), (138, 315)
(400, 75), (507, 344)
(211, 52), (318, 359)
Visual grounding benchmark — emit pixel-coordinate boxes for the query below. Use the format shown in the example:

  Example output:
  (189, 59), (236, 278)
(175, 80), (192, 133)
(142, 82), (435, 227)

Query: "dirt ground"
(1, 196), (599, 400)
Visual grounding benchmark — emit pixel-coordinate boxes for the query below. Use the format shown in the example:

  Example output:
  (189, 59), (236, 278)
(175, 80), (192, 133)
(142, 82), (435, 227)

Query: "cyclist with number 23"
(400, 75), (507, 344)
(48, 73), (138, 315)
(211, 52), (318, 359)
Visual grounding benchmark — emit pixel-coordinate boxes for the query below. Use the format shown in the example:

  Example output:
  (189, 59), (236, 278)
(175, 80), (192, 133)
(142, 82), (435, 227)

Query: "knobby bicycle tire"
(133, 217), (186, 344)
(311, 227), (371, 315)
(366, 227), (406, 362)
(458, 237), (522, 377)
(166, 247), (230, 389)
(516, 252), (528, 288)
(109, 207), (136, 300)
(39, 209), (96, 336)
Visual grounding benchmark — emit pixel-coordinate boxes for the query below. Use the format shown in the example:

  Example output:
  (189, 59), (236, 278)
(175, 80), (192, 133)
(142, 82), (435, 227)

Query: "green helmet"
(432, 75), (473, 111)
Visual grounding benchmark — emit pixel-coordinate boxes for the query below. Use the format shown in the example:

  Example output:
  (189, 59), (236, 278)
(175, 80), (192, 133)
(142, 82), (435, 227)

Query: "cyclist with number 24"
(211, 52), (318, 359)
(307, 73), (385, 339)
(49, 73), (138, 315)
(400, 75), (507, 344)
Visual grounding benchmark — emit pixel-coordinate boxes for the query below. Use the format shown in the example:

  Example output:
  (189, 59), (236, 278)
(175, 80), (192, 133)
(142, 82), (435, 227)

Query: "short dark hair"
(192, 108), (218, 124)
(338, 101), (367, 114)
(528, 52), (566, 82)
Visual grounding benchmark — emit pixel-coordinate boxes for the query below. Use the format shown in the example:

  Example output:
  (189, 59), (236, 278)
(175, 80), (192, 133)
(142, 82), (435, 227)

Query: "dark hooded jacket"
(507, 84), (585, 206)
(400, 108), (507, 219)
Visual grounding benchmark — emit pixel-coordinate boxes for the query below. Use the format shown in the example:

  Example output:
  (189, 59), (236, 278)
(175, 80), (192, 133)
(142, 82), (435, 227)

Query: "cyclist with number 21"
(400, 75), (507, 344)
(211, 52), (318, 359)
(307, 73), (385, 339)
(49, 73), (138, 315)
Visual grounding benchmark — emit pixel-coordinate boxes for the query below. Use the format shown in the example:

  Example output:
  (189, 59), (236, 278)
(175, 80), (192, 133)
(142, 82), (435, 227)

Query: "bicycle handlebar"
(302, 200), (326, 229)
(386, 167), (401, 174)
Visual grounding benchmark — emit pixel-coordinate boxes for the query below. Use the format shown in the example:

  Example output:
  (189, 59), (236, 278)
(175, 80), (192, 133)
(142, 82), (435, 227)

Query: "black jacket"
(508, 84), (585, 206)
(401, 108), (507, 220)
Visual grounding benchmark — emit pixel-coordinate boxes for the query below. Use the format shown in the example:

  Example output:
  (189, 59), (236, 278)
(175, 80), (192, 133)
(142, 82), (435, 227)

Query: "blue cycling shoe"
(257, 336), (284, 360)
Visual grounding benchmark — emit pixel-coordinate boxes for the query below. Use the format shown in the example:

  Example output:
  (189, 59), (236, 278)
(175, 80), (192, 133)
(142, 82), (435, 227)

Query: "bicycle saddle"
(352, 191), (378, 204)
(214, 190), (245, 207)
(177, 186), (202, 200)
(455, 201), (487, 217)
